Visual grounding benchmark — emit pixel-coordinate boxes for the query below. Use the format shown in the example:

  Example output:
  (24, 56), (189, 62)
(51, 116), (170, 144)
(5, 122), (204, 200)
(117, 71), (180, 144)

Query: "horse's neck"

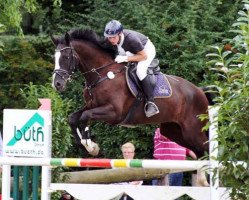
(73, 41), (112, 71)
(73, 41), (114, 84)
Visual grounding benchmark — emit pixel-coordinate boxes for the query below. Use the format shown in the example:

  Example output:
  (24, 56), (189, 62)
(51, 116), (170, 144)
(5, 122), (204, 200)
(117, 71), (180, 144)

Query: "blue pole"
(13, 166), (20, 200)
(22, 166), (29, 200)
(32, 166), (40, 200)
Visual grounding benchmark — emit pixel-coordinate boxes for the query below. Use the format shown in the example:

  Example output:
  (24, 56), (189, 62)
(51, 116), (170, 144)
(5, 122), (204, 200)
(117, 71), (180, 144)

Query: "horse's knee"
(79, 111), (90, 122)
(68, 113), (78, 127)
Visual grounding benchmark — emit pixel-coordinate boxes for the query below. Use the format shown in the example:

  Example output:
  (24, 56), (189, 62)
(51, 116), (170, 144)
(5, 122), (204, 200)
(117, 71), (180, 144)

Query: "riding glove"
(115, 55), (128, 63)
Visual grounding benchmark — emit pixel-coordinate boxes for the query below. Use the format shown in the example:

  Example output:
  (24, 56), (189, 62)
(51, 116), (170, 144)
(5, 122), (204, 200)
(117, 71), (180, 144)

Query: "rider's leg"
(136, 39), (159, 117)
(136, 39), (156, 81)
(141, 75), (159, 117)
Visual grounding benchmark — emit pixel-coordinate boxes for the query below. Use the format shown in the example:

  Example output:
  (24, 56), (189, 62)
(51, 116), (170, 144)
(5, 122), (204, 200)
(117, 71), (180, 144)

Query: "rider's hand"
(115, 55), (128, 63)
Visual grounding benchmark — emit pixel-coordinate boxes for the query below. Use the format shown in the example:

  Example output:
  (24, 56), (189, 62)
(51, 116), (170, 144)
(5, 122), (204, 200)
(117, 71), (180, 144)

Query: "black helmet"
(104, 20), (123, 37)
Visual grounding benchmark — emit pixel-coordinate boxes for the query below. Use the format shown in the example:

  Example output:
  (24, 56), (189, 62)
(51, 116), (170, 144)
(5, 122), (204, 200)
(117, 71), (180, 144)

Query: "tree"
(0, 0), (61, 52)
(0, 0), (61, 35)
(49, 0), (240, 83)
(206, 2), (249, 199)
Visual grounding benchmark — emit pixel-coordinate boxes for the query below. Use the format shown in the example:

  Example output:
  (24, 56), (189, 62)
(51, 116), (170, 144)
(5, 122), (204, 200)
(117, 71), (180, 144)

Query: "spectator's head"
(60, 191), (73, 200)
(121, 142), (135, 159)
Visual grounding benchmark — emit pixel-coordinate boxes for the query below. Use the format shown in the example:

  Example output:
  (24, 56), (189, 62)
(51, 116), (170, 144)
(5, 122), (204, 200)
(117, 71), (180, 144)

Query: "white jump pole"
(41, 166), (51, 200)
(1, 164), (11, 200)
(208, 106), (219, 200)
(41, 124), (52, 200)
(0, 158), (209, 169)
(1, 130), (11, 200)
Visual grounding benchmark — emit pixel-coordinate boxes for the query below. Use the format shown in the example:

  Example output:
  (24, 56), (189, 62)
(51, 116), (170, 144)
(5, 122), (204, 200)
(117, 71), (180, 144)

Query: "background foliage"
(0, 0), (248, 199)
(205, 2), (249, 198)
(0, 0), (61, 35)
(0, 36), (53, 128)
(48, 0), (241, 83)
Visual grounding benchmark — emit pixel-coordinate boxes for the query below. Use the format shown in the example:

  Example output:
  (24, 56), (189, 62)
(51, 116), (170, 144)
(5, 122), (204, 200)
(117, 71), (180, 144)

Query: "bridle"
(53, 45), (126, 101)
(53, 46), (117, 83)
(53, 45), (125, 86)
(53, 46), (78, 82)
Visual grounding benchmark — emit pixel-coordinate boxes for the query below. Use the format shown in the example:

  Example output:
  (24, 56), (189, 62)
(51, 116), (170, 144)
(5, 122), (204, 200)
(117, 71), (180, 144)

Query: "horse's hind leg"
(160, 121), (208, 158)
(159, 122), (196, 154)
(160, 122), (186, 148)
(182, 119), (209, 158)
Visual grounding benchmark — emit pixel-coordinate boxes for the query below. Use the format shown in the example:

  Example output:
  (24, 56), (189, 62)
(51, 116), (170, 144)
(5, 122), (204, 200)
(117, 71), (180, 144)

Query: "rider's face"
(107, 34), (120, 45)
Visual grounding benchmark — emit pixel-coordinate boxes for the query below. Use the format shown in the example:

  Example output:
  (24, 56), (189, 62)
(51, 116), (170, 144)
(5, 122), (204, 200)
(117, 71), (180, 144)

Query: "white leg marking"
(76, 127), (99, 156)
(76, 128), (83, 140)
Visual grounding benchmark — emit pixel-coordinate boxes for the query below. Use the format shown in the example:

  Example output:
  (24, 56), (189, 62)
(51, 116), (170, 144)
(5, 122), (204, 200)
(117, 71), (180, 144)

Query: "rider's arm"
(127, 49), (147, 62)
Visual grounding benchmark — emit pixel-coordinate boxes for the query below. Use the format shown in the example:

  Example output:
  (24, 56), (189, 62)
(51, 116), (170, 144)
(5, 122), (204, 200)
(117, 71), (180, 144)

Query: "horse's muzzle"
(52, 79), (66, 92)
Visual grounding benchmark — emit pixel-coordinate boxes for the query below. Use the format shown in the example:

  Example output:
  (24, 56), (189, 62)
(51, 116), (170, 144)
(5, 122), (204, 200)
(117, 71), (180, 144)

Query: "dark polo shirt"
(121, 29), (148, 54)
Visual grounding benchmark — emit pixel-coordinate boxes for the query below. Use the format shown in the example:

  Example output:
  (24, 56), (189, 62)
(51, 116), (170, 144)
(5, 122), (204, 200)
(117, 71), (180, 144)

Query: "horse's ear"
(65, 32), (71, 45)
(50, 35), (59, 46)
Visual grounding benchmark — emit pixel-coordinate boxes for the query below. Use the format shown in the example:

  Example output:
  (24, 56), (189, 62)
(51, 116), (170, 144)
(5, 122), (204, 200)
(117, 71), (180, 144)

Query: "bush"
(205, 2), (249, 198)
(0, 35), (54, 128)
(49, 0), (241, 84)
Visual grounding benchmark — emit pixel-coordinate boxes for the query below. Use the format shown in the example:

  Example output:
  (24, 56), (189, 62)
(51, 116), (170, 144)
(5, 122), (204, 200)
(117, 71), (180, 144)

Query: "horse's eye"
(63, 55), (70, 59)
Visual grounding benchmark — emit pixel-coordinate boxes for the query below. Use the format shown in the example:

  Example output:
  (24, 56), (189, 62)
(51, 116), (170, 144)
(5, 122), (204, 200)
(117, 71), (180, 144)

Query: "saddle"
(126, 59), (172, 99)
(121, 59), (172, 124)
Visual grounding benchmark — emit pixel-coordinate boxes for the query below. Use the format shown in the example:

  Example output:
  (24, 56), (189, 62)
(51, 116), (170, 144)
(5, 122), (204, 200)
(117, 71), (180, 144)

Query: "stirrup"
(144, 101), (159, 117)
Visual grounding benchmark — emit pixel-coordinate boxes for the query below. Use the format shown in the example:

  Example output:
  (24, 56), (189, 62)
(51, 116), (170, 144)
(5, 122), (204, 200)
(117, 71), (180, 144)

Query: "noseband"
(53, 46), (78, 82)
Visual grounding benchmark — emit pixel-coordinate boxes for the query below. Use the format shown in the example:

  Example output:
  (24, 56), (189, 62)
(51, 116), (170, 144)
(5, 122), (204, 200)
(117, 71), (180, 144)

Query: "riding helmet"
(104, 20), (123, 37)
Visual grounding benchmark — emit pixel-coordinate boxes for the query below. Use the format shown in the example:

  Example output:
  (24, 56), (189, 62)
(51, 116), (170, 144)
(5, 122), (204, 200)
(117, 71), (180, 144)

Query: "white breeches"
(125, 39), (156, 80)
(136, 40), (156, 80)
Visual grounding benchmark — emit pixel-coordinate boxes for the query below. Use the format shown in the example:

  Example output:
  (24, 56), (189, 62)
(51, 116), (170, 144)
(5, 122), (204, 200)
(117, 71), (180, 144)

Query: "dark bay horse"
(51, 29), (209, 158)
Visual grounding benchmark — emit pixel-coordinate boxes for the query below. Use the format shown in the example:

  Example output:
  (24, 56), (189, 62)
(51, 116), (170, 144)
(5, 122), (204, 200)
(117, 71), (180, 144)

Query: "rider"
(104, 19), (159, 117)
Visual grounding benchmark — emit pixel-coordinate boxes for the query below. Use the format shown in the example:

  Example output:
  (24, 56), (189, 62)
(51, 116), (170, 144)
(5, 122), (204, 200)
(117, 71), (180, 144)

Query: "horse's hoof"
(81, 139), (100, 156)
(90, 142), (100, 156)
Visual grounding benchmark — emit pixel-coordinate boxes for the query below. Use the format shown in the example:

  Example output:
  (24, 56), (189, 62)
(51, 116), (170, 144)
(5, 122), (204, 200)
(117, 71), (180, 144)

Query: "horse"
(51, 29), (209, 158)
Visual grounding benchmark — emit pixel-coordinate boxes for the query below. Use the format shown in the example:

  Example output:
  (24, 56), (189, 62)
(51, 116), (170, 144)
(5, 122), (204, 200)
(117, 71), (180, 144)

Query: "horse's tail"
(200, 86), (218, 105)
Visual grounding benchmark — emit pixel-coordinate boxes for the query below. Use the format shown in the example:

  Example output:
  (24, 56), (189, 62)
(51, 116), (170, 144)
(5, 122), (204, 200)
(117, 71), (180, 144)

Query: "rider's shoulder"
(123, 29), (139, 35)
(123, 29), (144, 41)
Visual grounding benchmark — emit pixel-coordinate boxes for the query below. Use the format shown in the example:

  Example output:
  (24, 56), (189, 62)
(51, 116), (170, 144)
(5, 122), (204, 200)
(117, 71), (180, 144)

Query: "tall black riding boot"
(141, 76), (159, 117)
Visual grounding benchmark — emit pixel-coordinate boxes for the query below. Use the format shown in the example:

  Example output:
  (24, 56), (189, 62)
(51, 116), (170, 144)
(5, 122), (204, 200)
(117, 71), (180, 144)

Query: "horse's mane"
(68, 29), (117, 58)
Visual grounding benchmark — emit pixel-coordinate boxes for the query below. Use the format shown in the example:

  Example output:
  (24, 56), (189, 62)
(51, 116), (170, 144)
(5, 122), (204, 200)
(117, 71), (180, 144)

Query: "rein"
(84, 62), (125, 89)
(84, 63), (126, 102)
(81, 62), (115, 76)
(54, 45), (126, 102)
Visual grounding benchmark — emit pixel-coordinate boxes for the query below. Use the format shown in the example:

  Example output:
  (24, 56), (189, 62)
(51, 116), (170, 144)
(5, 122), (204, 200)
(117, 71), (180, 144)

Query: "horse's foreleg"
(68, 109), (100, 156)
(79, 104), (117, 122)
(77, 125), (100, 156)
(68, 108), (85, 146)
(70, 104), (116, 155)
